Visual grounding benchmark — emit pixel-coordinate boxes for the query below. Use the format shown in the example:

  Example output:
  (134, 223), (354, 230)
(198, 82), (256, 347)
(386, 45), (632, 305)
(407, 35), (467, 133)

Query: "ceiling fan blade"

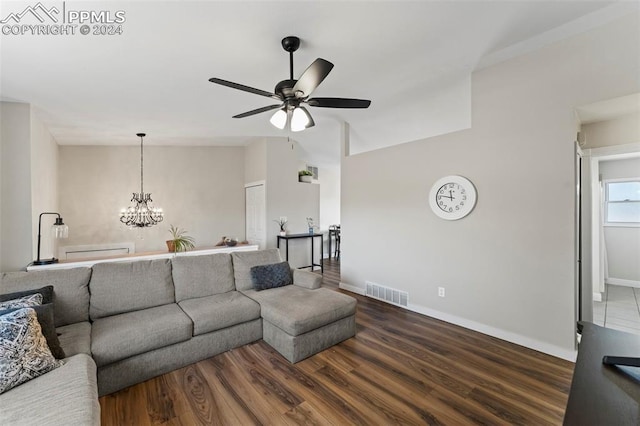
(307, 97), (371, 108)
(292, 58), (334, 98)
(300, 106), (315, 129)
(233, 104), (282, 119)
(209, 78), (280, 100)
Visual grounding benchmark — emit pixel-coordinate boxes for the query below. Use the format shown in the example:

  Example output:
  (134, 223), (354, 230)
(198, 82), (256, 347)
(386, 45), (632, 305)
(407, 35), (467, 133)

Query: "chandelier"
(119, 133), (164, 227)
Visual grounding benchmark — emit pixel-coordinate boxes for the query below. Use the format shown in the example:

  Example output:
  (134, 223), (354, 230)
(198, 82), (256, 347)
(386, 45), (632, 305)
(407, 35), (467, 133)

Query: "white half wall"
(340, 13), (640, 359)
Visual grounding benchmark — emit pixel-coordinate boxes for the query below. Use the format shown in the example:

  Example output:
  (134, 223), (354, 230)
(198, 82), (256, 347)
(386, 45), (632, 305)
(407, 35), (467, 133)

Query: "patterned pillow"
(0, 286), (54, 305)
(0, 293), (42, 310)
(0, 304), (65, 359)
(0, 308), (63, 394)
(250, 262), (293, 291)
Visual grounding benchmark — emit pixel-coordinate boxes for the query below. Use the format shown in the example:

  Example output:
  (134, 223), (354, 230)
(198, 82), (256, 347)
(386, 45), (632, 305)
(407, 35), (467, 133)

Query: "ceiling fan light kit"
(209, 36), (371, 132)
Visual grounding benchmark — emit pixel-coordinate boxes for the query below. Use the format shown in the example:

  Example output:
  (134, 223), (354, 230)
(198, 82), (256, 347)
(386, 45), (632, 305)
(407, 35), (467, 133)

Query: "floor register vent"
(365, 281), (408, 307)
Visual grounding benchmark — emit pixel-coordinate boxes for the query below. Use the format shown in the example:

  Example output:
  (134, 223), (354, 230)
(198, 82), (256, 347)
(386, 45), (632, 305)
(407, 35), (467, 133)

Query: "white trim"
(339, 282), (577, 361)
(244, 180), (266, 188)
(29, 245), (259, 271)
(339, 282), (365, 295)
(606, 277), (640, 289)
(582, 142), (640, 159)
(593, 292), (603, 302)
(59, 242), (135, 260)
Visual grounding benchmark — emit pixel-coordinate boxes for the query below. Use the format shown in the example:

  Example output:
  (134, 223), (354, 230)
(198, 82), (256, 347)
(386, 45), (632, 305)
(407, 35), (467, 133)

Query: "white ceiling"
(0, 0), (634, 166)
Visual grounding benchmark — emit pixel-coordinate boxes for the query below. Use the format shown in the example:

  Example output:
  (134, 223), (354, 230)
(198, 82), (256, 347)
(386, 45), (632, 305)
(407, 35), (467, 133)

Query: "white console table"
(26, 245), (259, 271)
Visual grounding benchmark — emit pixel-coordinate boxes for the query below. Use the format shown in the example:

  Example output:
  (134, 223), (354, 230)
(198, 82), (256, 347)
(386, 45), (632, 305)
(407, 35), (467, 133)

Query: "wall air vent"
(365, 281), (408, 307)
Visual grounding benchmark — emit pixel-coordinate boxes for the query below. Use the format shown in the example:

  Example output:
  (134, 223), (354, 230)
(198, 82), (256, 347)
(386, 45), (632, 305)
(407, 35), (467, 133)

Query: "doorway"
(245, 182), (266, 249)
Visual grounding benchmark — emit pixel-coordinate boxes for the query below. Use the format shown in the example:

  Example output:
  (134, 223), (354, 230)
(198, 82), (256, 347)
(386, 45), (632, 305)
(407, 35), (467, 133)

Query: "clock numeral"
(461, 189), (466, 194)
(462, 196), (467, 201)
(455, 206), (459, 210)
(448, 207), (453, 212)
(439, 201), (444, 206)
(460, 201), (464, 206)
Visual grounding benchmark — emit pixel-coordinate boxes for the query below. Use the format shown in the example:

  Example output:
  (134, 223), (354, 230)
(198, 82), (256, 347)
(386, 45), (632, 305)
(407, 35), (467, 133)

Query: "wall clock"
(429, 175), (477, 220)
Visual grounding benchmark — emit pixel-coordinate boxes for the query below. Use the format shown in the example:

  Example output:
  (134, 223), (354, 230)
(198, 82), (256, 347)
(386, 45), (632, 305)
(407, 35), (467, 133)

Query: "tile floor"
(593, 284), (640, 335)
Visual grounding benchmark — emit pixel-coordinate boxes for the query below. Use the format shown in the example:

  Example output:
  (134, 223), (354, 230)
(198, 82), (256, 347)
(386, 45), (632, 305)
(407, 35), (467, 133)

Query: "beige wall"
(0, 102), (33, 272)
(340, 13), (640, 359)
(59, 145), (245, 253)
(244, 139), (267, 184)
(30, 109), (59, 260)
(264, 139), (320, 268)
(582, 112), (640, 149)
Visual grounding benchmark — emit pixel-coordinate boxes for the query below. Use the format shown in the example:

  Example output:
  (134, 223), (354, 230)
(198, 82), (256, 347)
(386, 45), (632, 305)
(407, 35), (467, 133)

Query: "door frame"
(245, 181), (266, 250)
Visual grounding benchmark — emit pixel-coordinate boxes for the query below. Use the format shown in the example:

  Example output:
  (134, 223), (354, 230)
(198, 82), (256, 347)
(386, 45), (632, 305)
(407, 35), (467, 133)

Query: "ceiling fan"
(209, 36), (371, 132)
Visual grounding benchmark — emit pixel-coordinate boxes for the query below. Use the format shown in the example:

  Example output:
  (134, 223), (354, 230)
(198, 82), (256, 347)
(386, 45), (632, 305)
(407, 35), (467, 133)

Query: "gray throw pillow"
(0, 308), (63, 394)
(250, 262), (293, 291)
(0, 304), (65, 359)
(0, 285), (54, 305)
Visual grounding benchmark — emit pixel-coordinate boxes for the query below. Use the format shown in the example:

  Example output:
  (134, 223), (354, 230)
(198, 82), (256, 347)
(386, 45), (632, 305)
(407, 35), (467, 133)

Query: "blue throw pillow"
(250, 262), (293, 291)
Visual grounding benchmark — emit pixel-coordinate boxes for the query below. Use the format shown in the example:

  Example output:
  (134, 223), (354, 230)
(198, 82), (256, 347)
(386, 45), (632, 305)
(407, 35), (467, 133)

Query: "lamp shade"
(270, 108), (288, 129)
(52, 217), (68, 239)
(291, 107), (315, 132)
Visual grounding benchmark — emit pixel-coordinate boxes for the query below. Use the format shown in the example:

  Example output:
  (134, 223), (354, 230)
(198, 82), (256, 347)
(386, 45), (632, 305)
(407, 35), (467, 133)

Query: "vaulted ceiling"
(1, 1), (633, 166)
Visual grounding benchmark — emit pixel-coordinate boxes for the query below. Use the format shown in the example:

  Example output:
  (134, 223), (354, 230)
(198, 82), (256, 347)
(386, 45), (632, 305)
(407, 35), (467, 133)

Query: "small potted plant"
(166, 225), (196, 252)
(299, 170), (313, 183)
(274, 218), (288, 236)
(306, 217), (318, 235)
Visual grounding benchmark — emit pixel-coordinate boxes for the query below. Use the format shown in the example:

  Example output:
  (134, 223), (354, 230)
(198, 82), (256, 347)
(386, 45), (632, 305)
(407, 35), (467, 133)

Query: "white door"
(245, 183), (266, 249)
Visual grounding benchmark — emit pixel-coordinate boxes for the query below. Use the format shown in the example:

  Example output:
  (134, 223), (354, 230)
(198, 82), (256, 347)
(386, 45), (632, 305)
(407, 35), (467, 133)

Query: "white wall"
(318, 166), (340, 231)
(600, 157), (640, 283)
(30, 109), (59, 260)
(582, 112), (640, 149)
(59, 145), (246, 253)
(340, 13), (640, 360)
(0, 102), (33, 272)
(264, 138), (320, 268)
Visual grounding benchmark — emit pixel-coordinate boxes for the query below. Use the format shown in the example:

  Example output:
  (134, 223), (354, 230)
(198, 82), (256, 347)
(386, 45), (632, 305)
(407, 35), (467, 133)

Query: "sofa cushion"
(231, 249), (282, 291)
(172, 253), (235, 302)
(243, 286), (356, 336)
(91, 304), (192, 367)
(0, 303), (65, 359)
(89, 259), (175, 319)
(1, 269), (91, 327)
(0, 308), (63, 394)
(57, 322), (92, 358)
(178, 291), (261, 336)
(0, 353), (99, 426)
(250, 262), (292, 291)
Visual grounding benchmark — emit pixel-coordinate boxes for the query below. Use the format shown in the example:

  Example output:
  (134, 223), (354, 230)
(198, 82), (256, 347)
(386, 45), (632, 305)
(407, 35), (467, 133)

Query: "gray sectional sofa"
(0, 249), (356, 426)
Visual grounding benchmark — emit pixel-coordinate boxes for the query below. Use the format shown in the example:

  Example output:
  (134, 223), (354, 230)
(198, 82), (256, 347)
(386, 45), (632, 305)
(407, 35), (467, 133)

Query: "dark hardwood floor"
(100, 258), (574, 425)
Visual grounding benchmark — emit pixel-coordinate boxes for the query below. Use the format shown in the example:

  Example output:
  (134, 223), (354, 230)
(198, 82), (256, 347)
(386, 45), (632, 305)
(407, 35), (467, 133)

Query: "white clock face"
(429, 176), (477, 220)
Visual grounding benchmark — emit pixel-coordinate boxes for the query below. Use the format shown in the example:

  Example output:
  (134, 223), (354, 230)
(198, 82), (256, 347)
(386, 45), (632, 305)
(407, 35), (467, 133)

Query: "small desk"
(277, 233), (323, 274)
(564, 322), (640, 425)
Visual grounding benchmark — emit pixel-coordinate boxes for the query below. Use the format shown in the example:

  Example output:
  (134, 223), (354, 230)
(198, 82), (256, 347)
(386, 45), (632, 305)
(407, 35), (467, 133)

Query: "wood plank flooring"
(100, 259), (574, 425)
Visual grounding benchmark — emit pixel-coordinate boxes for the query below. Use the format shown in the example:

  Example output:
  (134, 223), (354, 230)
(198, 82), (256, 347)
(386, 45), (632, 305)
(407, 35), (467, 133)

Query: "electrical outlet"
(280, 216), (287, 223)
(438, 287), (445, 298)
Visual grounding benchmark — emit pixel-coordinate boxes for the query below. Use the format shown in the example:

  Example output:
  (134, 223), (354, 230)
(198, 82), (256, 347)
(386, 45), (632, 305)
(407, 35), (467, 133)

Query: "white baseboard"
(339, 282), (365, 295)
(339, 281), (577, 362)
(605, 277), (640, 288)
(593, 292), (603, 302)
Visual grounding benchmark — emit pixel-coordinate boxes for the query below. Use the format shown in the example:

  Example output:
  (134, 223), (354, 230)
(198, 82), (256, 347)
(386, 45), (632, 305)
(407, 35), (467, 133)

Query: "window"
(604, 179), (640, 225)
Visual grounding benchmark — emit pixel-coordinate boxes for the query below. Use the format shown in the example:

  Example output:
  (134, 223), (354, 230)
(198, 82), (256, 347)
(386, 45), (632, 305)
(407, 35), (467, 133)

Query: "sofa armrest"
(292, 269), (321, 290)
